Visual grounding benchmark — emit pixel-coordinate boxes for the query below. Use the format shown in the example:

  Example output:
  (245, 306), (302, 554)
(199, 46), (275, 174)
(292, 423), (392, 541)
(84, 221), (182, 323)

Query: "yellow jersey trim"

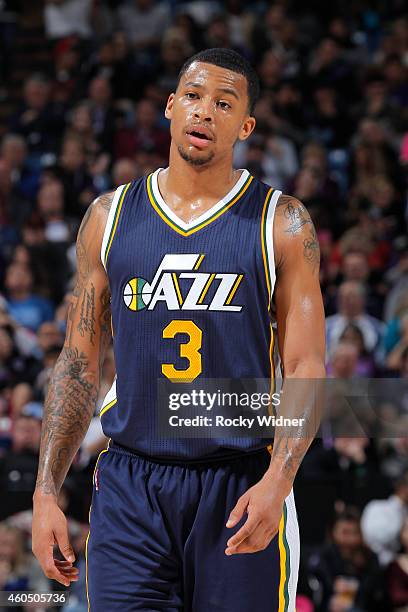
(104, 182), (131, 266)
(260, 187), (274, 311)
(278, 508), (287, 611)
(85, 443), (110, 611)
(99, 398), (117, 418)
(146, 172), (253, 237)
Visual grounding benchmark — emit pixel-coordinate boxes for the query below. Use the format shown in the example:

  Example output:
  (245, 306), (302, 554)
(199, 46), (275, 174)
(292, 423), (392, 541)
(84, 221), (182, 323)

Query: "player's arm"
(265, 195), (326, 485)
(32, 192), (114, 585)
(225, 195), (326, 555)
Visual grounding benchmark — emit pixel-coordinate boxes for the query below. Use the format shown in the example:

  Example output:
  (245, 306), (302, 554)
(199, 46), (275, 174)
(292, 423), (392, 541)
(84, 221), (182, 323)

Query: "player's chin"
(178, 144), (215, 166)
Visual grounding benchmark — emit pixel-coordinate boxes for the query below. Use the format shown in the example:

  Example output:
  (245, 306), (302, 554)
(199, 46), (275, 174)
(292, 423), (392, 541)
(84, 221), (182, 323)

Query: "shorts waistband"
(108, 440), (271, 468)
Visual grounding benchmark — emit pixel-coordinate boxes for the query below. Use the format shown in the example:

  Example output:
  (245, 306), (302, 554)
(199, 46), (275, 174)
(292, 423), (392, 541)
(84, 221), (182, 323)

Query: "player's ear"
(238, 116), (256, 142)
(165, 93), (175, 120)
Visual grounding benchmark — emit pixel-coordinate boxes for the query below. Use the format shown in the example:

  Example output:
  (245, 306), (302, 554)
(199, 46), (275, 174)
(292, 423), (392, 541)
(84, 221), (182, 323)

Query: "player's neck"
(163, 148), (239, 203)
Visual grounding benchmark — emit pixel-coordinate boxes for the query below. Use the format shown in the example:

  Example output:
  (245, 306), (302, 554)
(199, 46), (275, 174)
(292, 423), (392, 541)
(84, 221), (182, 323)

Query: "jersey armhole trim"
(100, 183), (131, 270)
(261, 188), (282, 310)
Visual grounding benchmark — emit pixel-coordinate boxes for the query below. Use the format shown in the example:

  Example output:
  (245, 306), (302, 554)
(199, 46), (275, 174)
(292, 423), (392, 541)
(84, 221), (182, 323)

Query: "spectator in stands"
(44, 0), (93, 41)
(307, 86), (352, 150)
(0, 133), (40, 203)
(36, 179), (72, 243)
(156, 36), (192, 94)
(326, 281), (385, 363)
(33, 343), (62, 402)
(117, 0), (170, 57)
(386, 312), (408, 373)
(340, 252), (383, 317)
(4, 262), (54, 333)
(308, 37), (354, 96)
(301, 436), (383, 510)
(327, 341), (359, 378)
(292, 164), (341, 235)
(224, 0), (255, 52)
(358, 72), (400, 129)
(112, 158), (140, 187)
(65, 102), (100, 159)
(259, 130), (299, 190)
(362, 473), (408, 566)
(110, 30), (140, 100)
(401, 347), (408, 379)
(33, 321), (63, 361)
(0, 523), (49, 591)
(338, 326), (376, 376)
(0, 157), (32, 255)
(87, 76), (115, 152)
(272, 80), (306, 147)
(9, 74), (64, 157)
(308, 507), (386, 611)
(0, 409), (42, 519)
(204, 15), (233, 52)
(58, 136), (96, 217)
(251, 4), (287, 62)
(349, 142), (389, 208)
(356, 118), (404, 190)
(384, 241), (408, 323)
(383, 54), (407, 110)
(52, 36), (82, 104)
(386, 516), (408, 610)
(256, 50), (283, 93)
(0, 322), (39, 392)
(115, 98), (170, 161)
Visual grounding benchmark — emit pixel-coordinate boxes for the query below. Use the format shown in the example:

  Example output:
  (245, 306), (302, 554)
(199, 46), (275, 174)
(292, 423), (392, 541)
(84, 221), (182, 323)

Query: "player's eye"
(185, 92), (198, 99)
(217, 101), (231, 110)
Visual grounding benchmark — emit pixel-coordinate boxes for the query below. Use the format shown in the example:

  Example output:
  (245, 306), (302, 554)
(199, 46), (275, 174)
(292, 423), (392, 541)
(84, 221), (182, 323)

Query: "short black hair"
(177, 48), (260, 115)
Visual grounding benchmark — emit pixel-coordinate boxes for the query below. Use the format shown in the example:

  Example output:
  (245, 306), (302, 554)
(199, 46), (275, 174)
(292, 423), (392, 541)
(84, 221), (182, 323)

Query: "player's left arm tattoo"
(276, 194), (320, 274)
(266, 194), (326, 492)
(302, 225), (320, 274)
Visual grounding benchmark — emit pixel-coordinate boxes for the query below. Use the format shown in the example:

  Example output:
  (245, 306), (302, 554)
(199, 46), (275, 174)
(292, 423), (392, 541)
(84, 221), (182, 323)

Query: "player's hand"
(225, 475), (287, 555)
(32, 493), (79, 587)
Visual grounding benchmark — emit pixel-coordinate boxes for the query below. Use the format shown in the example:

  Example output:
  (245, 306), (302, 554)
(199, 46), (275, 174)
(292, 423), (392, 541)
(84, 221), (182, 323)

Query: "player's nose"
(193, 97), (214, 122)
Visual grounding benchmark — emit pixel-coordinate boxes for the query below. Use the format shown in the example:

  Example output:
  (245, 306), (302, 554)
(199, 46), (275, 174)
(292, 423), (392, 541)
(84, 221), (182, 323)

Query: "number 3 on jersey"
(161, 320), (202, 383)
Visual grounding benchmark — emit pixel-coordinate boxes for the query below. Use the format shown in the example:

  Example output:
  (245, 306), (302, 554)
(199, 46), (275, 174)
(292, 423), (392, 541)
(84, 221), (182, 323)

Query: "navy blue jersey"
(99, 168), (282, 460)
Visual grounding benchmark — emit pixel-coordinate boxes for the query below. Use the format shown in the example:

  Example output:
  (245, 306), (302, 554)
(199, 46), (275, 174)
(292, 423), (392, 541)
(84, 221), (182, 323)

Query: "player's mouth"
(186, 126), (214, 149)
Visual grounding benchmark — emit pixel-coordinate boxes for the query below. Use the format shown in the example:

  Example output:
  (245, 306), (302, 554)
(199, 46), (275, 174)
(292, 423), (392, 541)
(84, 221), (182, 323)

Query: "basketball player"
(32, 49), (325, 611)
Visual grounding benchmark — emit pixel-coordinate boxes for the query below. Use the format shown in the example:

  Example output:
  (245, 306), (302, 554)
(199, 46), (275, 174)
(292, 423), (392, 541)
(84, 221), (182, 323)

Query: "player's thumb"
(226, 493), (249, 528)
(54, 522), (75, 563)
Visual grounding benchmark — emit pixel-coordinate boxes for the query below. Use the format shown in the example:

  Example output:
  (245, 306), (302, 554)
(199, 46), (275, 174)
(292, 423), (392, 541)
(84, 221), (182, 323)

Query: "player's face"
(165, 61), (256, 166)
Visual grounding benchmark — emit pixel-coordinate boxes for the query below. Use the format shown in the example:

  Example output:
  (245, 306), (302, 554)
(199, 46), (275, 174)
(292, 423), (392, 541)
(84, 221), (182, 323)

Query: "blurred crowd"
(0, 0), (407, 610)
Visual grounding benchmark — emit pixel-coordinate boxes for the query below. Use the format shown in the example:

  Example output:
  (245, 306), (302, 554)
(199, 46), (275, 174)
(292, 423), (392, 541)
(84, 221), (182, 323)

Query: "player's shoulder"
(273, 191), (313, 235)
(252, 174), (312, 230)
(91, 190), (116, 217)
(88, 174), (149, 227)
(76, 191), (116, 253)
(94, 190), (116, 211)
(271, 191), (319, 271)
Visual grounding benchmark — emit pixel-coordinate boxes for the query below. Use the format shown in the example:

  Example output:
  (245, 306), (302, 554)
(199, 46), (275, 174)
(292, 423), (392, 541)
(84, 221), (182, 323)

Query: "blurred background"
(0, 0), (407, 610)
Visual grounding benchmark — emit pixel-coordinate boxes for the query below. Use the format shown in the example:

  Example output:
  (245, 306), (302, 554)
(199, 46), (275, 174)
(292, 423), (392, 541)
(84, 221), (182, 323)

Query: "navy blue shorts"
(86, 443), (299, 611)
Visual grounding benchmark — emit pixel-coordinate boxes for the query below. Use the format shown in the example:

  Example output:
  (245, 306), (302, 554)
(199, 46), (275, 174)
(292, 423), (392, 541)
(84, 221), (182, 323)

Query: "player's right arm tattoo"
(35, 192), (114, 498)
